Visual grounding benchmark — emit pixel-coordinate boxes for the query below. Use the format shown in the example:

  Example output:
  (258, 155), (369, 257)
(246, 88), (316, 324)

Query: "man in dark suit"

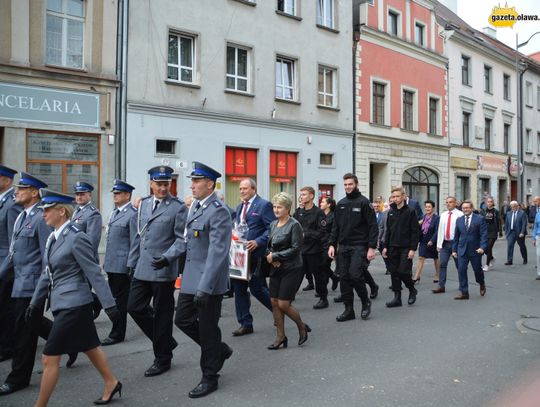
(406, 195), (424, 222)
(452, 200), (488, 299)
(174, 162), (233, 398)
(504, 201), (528, 265)
(0, 165), (22, 363)
(231, 179), (275, 336)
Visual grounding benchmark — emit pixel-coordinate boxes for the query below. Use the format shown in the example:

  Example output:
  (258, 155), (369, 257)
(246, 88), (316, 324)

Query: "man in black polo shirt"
(328, 173), (378, 322)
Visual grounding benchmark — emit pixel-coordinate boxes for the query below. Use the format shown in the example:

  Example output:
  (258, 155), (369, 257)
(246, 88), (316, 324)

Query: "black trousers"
(107, 273), (131, 341)
(127, 278), (176, 365)
(485, 237), (497, 265)
(5, 297), (52, 387)
(174, 293), (228, 385)
(386, 247), (415, 292)
(336, 245), (369, 305)
(300, 253), (329, 297)
(0, 277), (15, 356)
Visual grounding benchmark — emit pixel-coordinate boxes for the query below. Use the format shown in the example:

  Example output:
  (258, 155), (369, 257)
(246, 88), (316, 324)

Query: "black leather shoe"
(144, 363), (171, 377)
(0, 352), (13, 363)
(504, 261), (513, 265)
(0, 383), (26, 396)
(218, 344), (233, 371)
(523, 260), (528, 265)
(313, 298), (329, 309)
(360, 300), (371, 320)
(408, 288), (417, 305)
(188, 382), (218, 399)
(386, 292), (402, 308)
(302, 283), (315, 291)
(336, 305), (355, 322)
(101, 337), (123, 346)
(331, 275), (339, 291)
(66, 352), (78, 368)
(370, 284), (379, 299)
(333, 295), (343, 303)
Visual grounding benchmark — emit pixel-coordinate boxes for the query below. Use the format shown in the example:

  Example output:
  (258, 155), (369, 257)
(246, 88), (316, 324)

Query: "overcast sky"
(451, 0), (540, 55)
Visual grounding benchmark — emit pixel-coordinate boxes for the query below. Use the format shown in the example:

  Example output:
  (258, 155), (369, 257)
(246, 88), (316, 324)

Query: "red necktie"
(445, 211), (452, 240)
(242, 201), (249, 222)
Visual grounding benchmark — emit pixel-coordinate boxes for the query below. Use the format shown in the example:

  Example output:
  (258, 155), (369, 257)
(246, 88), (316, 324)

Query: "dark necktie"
(242, 201), (249, 222)
(17, 211), (27, 233)
(153, 200), (160, 213)
(465, 216), (470, 230)
(48, 234), (57, 257)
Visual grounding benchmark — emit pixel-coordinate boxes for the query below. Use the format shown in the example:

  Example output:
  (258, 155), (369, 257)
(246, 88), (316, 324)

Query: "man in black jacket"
(328, 173), (378, 322)
(294, 186), (329, 309)
(382, 186), (419, 308)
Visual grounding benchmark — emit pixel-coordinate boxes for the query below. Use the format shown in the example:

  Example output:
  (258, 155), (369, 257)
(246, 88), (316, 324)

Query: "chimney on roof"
(482, 26), (497, 39)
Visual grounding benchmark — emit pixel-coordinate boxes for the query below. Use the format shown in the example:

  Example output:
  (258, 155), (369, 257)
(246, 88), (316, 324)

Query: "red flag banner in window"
(269, 150), (297, 178)
(226, 147), (257, 176)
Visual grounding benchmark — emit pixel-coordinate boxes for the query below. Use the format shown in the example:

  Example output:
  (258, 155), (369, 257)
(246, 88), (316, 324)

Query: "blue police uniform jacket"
(103, 203), (138, 274)
(71, 202), (103, 258)
(127, 194), (188, 282)
(31, 223), (115, 312)
(180, 193), (232, 295)
(0, 205), (53, 297)
(0, 188), (23, 263)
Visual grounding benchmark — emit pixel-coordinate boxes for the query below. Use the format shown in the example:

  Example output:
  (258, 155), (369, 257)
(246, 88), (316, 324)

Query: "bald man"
(504, 201), (528, 265)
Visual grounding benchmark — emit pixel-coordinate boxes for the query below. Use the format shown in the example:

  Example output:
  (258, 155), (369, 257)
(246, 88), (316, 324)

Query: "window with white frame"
(503, 123), (510, 153)
(526, 129), (532, 153)
(277, 0), (296, 15)
(462, 111), (470, 147)
(503, 74), (511, 101)
(45, 0), (85, 69)
(484, 118), (492, 151)
(415, 22), (425, 46)
(388, 10), (399, 36)
(318, 66), (337, 108)
(461, 55), (471, 86)
(226, 45), (250, 93)
(275, 56), (296, 100)
(167, 32), (195, 83)
(372, 82), (386, 125)
(537, 132), (540, 154)
(526, 81), (533, 106)
(402, 90), (415, 131)
(316, 0), (334, 28)
(429, 97), (439, 135)
(484, 65), (492, 93)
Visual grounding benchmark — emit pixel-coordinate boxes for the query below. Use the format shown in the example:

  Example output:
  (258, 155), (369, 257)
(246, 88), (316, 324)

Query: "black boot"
(313, 297), (329, 309)
(370, 284), (379, 299)
(333, 295), (343, 303)
(360, 300), (371, 320)
(302, 282), (315, 291)
(385, 291), (402, 308)
(408, 287), (417, 305)
(336, 303), (355, 322)
(331, 275), (339, 291)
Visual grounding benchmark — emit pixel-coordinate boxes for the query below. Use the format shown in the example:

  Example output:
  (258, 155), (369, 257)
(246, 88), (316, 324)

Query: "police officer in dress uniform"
(0, 165), (22, 362)
(174, 162), (233, 399)
(101, 180), (138, 346)
(71, 181), (103, 319)
(127, 166), (188, 377)
(0, 173), (56, 396)
(29, 189), (122, 407)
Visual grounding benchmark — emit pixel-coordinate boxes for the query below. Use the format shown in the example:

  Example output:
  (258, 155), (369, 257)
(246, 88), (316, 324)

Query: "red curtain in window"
(225, 147), (257, 176)
(269, 151), (297, 178)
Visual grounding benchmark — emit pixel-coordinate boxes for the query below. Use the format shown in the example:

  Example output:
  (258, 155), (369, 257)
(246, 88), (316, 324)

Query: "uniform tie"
(16, 211), (27, 233)
(153, 200), (160, 213)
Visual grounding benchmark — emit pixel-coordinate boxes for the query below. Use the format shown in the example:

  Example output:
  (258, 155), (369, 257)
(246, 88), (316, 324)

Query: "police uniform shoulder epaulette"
(213, 201), (222, 208)
(89, 204), (97, 211)
(69, 224), (82, 233)
(130, 205), (137, 212)
(142, 195), (153, 202)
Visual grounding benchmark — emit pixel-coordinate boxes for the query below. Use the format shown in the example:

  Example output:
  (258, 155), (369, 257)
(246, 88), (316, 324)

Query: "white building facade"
(125, 0), (353, 206)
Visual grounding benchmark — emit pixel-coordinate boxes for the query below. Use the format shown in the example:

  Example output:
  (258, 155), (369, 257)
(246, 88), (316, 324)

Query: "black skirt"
(269, 266), (302, 301)
(43, 303), (100, 356)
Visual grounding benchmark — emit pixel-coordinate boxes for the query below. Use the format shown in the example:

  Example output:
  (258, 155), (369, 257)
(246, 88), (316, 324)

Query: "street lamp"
(516, 31), (540, 204)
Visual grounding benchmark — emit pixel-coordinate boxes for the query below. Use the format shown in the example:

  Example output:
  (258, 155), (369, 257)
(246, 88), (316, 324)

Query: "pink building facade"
(353, 0), (449, 208)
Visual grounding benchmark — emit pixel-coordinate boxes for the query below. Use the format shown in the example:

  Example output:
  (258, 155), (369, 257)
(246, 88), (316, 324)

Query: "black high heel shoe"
(267, 337), (288, 350)
(94, 381), (122, 405)
(298, 323), (311, 346)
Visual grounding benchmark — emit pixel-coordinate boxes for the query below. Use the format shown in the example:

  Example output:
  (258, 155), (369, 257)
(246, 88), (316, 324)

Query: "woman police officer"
(27, 189), (122, 406)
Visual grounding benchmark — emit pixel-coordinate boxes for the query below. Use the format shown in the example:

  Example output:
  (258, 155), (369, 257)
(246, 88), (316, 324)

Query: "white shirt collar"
(116, 202), (130, 212)
(54, 220), (71, 240)
(78, 202), (92, 210)
(25, 202), (39, 216)
(0, 187), (14, 202)
(196, 193), (212, 208)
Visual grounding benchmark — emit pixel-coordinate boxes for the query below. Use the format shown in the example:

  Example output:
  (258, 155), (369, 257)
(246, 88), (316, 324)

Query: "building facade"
(354, 0), (449, 209)
(435, 4), (518, 209)
(125, 0), (354, 206)
(0, 0), (119, 216)
(522, 58), (540, 202)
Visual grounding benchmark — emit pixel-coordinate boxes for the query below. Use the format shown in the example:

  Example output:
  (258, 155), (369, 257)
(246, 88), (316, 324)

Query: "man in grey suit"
(174, 162), (233, 399)
(101, 180), (138, 346)
(72, 181), (103, 319)
(127, 166), (187, 377)
(0, 173), (54, 396)
(0, 165), (22, 362)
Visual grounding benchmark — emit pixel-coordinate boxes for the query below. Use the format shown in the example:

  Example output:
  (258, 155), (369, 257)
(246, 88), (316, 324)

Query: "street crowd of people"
(0, 161), (538, 405)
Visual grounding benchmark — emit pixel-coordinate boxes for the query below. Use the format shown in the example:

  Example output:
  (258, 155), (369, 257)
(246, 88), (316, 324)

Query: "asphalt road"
(2, 238), (540, 407)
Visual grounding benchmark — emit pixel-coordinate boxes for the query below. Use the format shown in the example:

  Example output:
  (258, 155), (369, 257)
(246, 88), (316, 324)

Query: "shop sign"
(0, 82), (99, 128)
(273, 178), (292, 183)
(451, 157), (477, 170)
(477, 156), (507, 172)
(508, 160), (523, 177)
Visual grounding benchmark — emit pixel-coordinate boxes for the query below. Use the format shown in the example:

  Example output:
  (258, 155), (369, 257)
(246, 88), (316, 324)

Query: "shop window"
(27, 131), (99, 204)
(225, 147), (258, 209)
(269, 150), (297, 206)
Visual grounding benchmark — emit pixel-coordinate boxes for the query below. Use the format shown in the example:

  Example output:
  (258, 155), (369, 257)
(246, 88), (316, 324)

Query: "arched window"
(402, 167), (440, 212)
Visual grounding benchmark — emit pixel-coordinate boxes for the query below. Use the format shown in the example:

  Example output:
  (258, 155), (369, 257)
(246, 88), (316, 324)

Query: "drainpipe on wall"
(352, 30), (360, 174)
(115, 0), (129, 180)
